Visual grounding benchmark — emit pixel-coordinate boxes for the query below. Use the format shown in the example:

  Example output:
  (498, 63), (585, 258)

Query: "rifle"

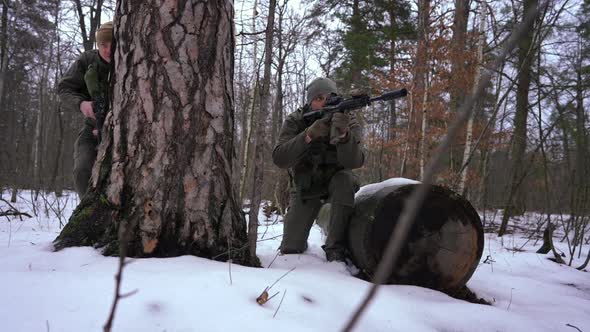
(303, 88), (408, 144)
(93, 95), (107, 142)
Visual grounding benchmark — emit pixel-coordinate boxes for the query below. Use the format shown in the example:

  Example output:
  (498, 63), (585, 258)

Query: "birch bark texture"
(54, 0), (249, 262)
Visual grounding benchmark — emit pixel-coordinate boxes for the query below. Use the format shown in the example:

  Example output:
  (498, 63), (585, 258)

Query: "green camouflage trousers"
(73, 124), (98, 198)
(280, 169), (357, 254)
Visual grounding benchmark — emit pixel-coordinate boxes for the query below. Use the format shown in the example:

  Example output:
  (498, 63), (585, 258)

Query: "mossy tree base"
(53, 192), (253, 267)
(53, 190), (117, 252)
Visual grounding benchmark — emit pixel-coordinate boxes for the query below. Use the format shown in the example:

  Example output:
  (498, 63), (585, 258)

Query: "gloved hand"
(306, 116), (330, 141)
(349, 88), (368, 98)
(331, 112), (350, 143)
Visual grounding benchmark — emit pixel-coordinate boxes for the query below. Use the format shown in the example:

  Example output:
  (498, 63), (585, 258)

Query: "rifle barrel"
(303, 88), (408, 120)
(370, 88), (408, 103)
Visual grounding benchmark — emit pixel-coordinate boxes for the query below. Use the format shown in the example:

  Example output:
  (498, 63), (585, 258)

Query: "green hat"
(306, 77), (337, 104)
(96, 21), (113, 44)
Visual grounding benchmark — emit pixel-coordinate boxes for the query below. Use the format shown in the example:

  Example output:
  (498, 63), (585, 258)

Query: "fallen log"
(317, 178), (484, 292)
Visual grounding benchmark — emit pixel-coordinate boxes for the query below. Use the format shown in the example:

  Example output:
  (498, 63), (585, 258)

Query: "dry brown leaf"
(256, 290), (269, 305)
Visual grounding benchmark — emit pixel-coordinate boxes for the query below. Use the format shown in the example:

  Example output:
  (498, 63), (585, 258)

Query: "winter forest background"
(0, 0), (588, 262)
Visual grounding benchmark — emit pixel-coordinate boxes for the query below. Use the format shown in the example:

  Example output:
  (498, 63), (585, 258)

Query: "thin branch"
(273, 290), (287, 318)
(565, 323), (583, 332)
(0, 198), (32, 219)
(103, 219), (137, 332)
(228, 237), (233, 285)
(268, 266), (295, 291)
(0, 210), (32, 218)
(119, 289), (139, 298)
(258, 234), (283, 242)
(342, 3), (545, 331)
(267, 290), (280, 302)
(267, 250), (280, 268)
(236, 29), (267, 36)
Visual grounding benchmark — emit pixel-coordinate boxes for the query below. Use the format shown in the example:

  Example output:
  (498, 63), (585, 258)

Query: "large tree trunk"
(0, 0), (9, 192)
(573, 48), (589, 217)
(32, 71), (45, 193)
(48, 0), (63, 193)
(54, 1), (250, 264)
(499, 0), (538, 236)
(0, 0), (11, 108)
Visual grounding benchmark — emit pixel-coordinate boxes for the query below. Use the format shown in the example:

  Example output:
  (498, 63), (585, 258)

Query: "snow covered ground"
(1, 189), (589, 332)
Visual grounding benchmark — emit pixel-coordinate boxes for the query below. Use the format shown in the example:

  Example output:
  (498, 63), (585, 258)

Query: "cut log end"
(349, 184), (484, 292)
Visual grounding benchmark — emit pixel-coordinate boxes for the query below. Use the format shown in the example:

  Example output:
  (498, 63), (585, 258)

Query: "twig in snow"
(103, 219), (138, 332)
(212, 234), (284, 261)
(257, 234), (283, 242)
(267, 250), (280, 268)
(228, 238), (233, 285)
(0, 210), (33, 218)
(273, 290), (287, 318)
(507, 288), (514, 311)
(1, 198), (32, 219)
(256, 288), (280, 305)
(267, 290), (280, 302)
(565, 323), (583, 332)
(256, 267), (296, 306)
(212, 243), (249, 260)
(482, 255), (495, 264)
(268, 267), (295, 291)
(8, 217), (11, 247)
(119, 289), (139, 298)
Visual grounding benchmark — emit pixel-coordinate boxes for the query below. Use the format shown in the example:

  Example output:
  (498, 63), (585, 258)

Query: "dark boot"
(323, 204), (353, 261)
(323, 245), (347, 262)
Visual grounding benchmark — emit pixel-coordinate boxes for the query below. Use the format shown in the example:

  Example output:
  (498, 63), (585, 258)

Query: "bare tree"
(247, 0), (276, 264)
(238, 0), (261, 202)
(499, 0), (539, 236)
(458, 2), (487, 195)
(404, 0), (431, 180)
(72, 0), (105, 52)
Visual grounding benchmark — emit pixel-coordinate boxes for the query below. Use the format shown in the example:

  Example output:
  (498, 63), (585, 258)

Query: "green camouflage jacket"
(58, 50), (110, 126)
(272, 105), (364, 199)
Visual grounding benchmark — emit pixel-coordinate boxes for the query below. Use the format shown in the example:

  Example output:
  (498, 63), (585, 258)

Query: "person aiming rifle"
(58, 21), (112, 199)
(272, 77), (407, 262)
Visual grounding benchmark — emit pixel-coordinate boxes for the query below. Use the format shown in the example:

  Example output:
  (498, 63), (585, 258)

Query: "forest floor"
(0, 189), (589, 332)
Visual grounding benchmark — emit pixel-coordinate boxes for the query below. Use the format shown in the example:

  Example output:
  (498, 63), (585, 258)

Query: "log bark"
(54, 1), (249, 264)
(318, 180), (484, 292)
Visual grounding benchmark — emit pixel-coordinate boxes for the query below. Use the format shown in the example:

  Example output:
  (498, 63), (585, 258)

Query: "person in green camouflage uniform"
(58, 21), (112, 198)
(273, 77), (365, 262)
